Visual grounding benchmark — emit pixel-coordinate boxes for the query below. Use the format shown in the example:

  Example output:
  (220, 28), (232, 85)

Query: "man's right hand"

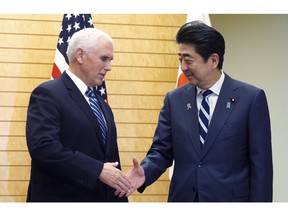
(114, 157), (145, 198)
(99, 161), (133, 195)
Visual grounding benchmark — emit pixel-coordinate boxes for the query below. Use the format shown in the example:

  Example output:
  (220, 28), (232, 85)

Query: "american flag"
(52, 14), (108, 102)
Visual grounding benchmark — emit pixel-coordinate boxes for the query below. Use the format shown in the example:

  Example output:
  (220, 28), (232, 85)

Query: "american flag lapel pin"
(187, 103), (192, 110)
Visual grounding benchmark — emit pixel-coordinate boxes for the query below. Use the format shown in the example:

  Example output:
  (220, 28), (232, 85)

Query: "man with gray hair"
(26, 28), (132, 202)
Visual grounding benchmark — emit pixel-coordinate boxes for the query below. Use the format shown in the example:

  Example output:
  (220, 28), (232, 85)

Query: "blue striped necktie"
(85, 87), (107, 144)
(198, 89), (213, 148)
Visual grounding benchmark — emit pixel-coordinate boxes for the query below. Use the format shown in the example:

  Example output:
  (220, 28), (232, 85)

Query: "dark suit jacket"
(139, 73), (273, 202)
(26, 72), (127, 202)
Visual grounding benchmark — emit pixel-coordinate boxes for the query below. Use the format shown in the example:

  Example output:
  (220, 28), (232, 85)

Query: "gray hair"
(67, 28), (113, 63)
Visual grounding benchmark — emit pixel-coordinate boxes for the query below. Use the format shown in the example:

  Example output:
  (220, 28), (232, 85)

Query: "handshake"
(99, 157), (145, 197)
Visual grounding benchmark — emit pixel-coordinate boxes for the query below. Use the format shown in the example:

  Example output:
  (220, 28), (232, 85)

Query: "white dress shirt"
(66, 70), (90, 103)
(196, 72), (225, 124)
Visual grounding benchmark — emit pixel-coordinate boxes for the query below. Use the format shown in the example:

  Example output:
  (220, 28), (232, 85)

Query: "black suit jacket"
(26, 72), (127, 202)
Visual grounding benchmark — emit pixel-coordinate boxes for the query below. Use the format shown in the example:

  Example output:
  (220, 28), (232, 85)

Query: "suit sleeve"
(249, 89), (273, 201)
(139, 93), (174, 192)
(26, 86), (103, 190)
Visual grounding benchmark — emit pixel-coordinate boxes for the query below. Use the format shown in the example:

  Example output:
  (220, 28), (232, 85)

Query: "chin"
(95, 80), (103, 86)
(187, 77), (196, 85)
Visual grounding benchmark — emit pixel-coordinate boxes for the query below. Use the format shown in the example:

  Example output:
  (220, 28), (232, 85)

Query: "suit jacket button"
(198, 162), (202, 168)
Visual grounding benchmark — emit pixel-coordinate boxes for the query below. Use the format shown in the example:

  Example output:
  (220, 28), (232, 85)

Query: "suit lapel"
(181, 85), (201, 156)
(60, 72), (106, 152)
(199, 74), (239, 160)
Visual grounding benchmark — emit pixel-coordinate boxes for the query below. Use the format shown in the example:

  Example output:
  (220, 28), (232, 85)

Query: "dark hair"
(176, 20), (225, 69)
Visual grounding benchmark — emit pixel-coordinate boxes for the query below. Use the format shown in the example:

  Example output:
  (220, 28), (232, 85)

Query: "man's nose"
(180, 59), (188, 72)
(105, 61), (112, 71)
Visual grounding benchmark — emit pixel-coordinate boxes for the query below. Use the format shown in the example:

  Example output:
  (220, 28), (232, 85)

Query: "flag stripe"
(51, 63), (62, 79)
(53, 49), (68, 74)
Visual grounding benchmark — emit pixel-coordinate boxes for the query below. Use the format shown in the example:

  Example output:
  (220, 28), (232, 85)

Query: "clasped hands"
(99, 157), (145, 198)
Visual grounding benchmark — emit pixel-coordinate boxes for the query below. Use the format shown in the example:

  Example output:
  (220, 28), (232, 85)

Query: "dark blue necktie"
(85, 87), (107, 144)
(198, 90), (213, 147)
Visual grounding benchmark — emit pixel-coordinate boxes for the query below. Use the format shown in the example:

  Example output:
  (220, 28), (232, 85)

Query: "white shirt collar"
(197, 71), (225, 96)
(65, 70), (88, 96)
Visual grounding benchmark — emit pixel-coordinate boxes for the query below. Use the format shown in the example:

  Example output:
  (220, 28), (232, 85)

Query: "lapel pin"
(187, 103), (192, 110)
(226, 102), (231, 109)
(226, 98), (236, 108)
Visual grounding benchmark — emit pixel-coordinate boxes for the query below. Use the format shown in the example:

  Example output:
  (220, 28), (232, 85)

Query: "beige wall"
(1, 14), (287, 203)
(0, 14), (186, 202)
(210, 14), (288, 202)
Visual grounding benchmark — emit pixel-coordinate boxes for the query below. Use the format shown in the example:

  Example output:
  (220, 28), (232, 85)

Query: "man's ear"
(210, 53), (219, 69)
(75, 48), (84, 63)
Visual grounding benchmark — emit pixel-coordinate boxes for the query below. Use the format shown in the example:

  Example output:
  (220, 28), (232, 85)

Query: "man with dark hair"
(117, 21), (273, 202)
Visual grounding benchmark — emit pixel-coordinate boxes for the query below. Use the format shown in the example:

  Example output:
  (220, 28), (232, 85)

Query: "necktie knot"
(202, 89), (213, 98)
(85, 87), (95, 98)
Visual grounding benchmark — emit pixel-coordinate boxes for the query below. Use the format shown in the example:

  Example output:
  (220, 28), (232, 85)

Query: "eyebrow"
(178, 53), (192, 58)
(101, 54), (114, 60)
